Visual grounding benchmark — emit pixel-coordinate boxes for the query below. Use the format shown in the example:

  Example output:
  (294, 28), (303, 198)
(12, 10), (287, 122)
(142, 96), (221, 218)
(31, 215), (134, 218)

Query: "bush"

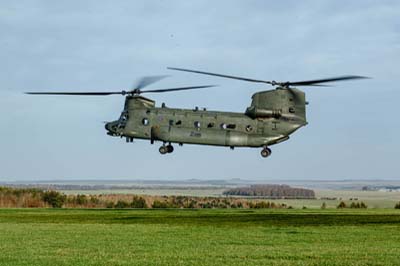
(248, 201), (284, 209)
(42, 191), (66, 208)
(350, 202), (359, 208)
(89, 196), (100, 205)
(186, 200), (196, 209)
(249, 201), (270, 209)
(321, 202), (327, 209)
(395, 202), (400, 209)
(106, 201), (114, 208)
(75, 194), (88, 205)
(115, 200), (130, 209)
(152, 200), (169, 208)
(337, 201), (347, 209)
(131, 196), (147, 208)
(350, 202), (368, 209)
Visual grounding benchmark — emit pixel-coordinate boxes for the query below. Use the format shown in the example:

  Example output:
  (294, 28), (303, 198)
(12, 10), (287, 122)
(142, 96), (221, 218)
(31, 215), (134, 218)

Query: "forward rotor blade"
(168, 67), (272, 84)
(25, 91), (125, 96)
(288, 76), (370, 86)
(133, 75), (169, 90)
(141, 85), (217, 93)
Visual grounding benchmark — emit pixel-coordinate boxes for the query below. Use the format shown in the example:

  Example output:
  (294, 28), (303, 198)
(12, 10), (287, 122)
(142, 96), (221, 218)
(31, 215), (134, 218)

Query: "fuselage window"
(246, 125), (253, 132)
(221, 123), (236, 130)
(142, 118), (149, 126)
(175, 120), (182, 125)
(169, 120), (174, 126)
(194, 121), (201, 128)
(207, 122), (215, 128)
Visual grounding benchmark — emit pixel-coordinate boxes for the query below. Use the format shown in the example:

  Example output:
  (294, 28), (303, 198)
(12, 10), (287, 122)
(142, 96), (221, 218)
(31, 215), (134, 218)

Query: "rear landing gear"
(159, 146), (168, 154)
(261, 147), (272, 158)
(159, 143), (174, 155)
(166, 144), (174, 153)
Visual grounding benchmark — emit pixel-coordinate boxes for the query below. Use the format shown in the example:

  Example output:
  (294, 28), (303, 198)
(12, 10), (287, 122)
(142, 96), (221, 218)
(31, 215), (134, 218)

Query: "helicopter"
(26, 68), (368, 158)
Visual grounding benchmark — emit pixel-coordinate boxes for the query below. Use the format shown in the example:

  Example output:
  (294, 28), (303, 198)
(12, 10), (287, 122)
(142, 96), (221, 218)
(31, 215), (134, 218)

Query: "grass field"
(1, 209), (400, 266)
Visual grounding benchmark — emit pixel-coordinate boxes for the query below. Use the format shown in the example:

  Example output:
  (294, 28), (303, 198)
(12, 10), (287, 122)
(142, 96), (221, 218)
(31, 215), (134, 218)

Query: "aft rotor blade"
(25, 91), (125, 96)
(141, 85), (217, 93)
(288, 76), (370, 86)
(133, 75), (169, 90)
(168, 67), (273, 85)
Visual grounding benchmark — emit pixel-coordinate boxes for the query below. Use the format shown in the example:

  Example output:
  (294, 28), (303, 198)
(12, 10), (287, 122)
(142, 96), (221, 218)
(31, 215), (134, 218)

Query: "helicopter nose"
(105, 122), (117, 136)
(105, 122), (112, 132)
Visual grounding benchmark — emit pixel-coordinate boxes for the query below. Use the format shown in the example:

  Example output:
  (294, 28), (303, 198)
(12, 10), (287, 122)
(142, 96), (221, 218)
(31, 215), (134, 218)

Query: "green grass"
(0, 209), (400, 266)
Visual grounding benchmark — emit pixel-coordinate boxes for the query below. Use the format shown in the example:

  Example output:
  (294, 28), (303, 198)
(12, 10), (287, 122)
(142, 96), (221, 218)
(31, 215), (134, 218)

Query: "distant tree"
(75, 194), (88, 205)
(89, 196), (100, 205)
(321, 202), (327, 209)
(395, 202), (400, 209)
(223, 185), (315, 199)
(250, 201), (270, 209)
(130, 196), (147, 208)
(349, 202), (367, 209)
(152, 200), (168, 208)
(115, 200), (130, 209)
(106, 201), (114, 208)
(186, 200), (196, 209)
(42, 191), (66, 208)
(337, 201), (347, 209)
(350, 202), (358, 208)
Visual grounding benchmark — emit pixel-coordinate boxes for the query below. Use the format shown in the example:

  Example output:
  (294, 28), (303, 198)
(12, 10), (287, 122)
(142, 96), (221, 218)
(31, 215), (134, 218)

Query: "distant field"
(61, 187), (226, 197)
(0, 209), (399, 266)
(60, 188), (400, 209)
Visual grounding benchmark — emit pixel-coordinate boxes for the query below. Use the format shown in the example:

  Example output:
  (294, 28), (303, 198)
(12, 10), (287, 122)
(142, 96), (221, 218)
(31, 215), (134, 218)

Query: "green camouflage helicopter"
(27, 68), (367, 158)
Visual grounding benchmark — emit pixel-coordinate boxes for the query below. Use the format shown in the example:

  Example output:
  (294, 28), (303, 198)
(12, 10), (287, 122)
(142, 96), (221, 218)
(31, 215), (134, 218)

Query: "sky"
(0, 1), (399, 181)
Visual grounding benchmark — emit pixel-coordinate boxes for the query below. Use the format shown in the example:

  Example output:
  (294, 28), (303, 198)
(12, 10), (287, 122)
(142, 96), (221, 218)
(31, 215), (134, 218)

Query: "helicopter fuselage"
(105, 88), (307, 153)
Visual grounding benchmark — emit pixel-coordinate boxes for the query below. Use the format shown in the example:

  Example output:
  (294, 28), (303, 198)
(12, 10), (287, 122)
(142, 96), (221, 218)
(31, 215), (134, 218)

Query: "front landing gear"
(159, 143), (174, 155)
(261, 147), (272, 158)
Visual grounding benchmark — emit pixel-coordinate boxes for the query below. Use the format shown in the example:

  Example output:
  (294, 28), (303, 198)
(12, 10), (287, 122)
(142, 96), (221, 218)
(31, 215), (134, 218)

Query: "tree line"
(223, 185), (316, 199)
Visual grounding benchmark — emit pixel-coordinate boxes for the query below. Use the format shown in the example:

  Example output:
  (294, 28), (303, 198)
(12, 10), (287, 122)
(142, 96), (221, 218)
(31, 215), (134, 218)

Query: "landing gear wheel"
(261, 147), (272, 158)
(166, 144), (174, 153)
(159, 146), (168, 155)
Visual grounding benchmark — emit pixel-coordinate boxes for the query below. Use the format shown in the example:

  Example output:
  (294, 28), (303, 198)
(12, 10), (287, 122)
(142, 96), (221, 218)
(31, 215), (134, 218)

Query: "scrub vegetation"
(0, 187), (290, 209)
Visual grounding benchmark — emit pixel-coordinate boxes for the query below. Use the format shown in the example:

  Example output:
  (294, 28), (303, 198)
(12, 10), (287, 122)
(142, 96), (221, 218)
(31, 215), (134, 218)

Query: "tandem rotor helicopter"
(27, 67), (368, 158)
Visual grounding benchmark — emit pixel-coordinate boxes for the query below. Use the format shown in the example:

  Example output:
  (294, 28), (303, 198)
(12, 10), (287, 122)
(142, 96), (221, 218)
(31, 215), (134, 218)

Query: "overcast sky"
(1, 1), (399, 181)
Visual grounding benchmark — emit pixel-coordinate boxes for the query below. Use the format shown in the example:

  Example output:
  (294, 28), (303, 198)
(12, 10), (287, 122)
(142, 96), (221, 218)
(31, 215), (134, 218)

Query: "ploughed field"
(0, 209), (399, 266)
